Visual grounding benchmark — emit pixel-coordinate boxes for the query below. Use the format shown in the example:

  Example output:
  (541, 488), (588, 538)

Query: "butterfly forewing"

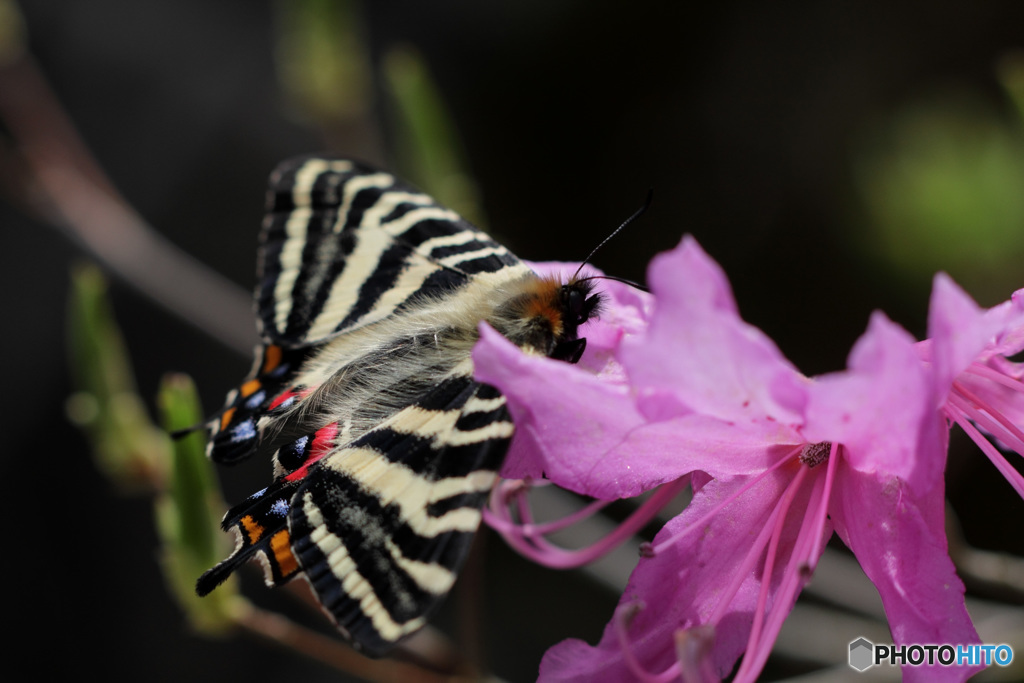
(257, 155), (525, 347)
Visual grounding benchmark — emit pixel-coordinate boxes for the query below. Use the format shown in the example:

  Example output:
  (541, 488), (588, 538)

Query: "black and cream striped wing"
(288, 370), (512, 656)
(259, 155), (528, 347)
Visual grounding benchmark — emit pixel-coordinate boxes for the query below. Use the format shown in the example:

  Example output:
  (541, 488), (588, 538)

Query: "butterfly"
(194, 155), (614, 656)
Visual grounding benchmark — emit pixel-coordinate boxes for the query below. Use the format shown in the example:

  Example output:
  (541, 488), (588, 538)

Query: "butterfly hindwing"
(197, 419), (343, 596)
(258, 155), (527, 347)
(288, 374), (512, 656)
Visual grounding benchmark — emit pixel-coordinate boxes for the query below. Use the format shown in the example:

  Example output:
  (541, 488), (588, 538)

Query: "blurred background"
(5, 1), (1024, 680)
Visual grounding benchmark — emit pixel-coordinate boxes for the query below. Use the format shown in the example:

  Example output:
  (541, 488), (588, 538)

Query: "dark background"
(6, 1), (1024, 680)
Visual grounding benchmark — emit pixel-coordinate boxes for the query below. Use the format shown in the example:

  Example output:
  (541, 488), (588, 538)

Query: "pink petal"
(997, 288), (1024, 357)
(619, 236), (808, 428)
(618, 415), (803, 480)
(927, 274), (996, 401)
(805, 311), (940, 493)
(473, 323), (653, 498)
(830, 466), (982, 682)
(539, 473), (819, 682)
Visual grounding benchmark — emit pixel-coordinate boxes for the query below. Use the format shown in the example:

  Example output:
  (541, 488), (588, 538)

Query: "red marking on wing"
(284, 422), (340, 482)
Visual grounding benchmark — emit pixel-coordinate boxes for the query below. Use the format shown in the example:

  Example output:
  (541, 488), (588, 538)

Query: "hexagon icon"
(849, 637), (875, 671)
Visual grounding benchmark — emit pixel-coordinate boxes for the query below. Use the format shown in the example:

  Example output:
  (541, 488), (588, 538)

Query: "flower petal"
(539, 472), (820, 682)
(618, 415), (802, 480)
(473, 323), (654, 498)
(619, 236), (808, 427)
(830, 466), (982, 683)
(926, 273), (997, 401)
(805, 311), (940, 492)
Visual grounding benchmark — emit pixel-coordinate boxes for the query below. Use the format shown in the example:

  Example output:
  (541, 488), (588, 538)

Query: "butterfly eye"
(563, 286), (588, 326)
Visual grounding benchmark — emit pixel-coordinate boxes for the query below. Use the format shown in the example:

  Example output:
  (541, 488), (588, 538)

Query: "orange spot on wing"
(240, 379), (262, 398)
(261, 345), (282, 374)
(219, 407), (236, 431)
(241, 515), (264, 544)
(270, 530), (299, 577)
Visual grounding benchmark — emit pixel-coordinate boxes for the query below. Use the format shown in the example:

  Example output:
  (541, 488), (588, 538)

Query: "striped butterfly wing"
(289, 373), (512, 656)
(207, 154), (529, 466)
(258, 155), (528, 347)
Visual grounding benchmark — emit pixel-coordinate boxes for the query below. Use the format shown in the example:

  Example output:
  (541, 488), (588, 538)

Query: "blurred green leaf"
(68, 265), (235, 632)
(852, 90), (1024, 303)
(998, 51), (1024, 125)
(274, 0), (370, 124)
(156, 373), (236, 634)
(382, 45), (485, 227)
(66, 263), (168, 490)
(0, 0), (26, 67)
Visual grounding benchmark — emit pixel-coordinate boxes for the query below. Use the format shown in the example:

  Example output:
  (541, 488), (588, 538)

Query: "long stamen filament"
(485, 476), (690, 569)
(802, 442), (839, 569)
(707, 483), (791, 626)
(947, 401), (1024, 499)
(651, 446), (803, 555)
(951, 381), (1024, 455)
(963, 361), (1024, 393)
(614, 603), (681, 683)
(736, 475), (827, 681)
(741, 466), (809, 674)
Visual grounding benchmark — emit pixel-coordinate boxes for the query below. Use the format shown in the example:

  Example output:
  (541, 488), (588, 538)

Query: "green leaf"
(382, 45), (485, 228)
(156, 373), (237, 634)
(851, 90), (1024, 303)
(274, 0), (371, 123)
(66, 263), (168, 490)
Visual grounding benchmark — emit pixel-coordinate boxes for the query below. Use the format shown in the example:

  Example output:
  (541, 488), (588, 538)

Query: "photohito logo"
(848, 637), (1013, 671)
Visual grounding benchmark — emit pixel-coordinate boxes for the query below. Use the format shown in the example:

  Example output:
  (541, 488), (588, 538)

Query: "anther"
(798, 441), (832, 468)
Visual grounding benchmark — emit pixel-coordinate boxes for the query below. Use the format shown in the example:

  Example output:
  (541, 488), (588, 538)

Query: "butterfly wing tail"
(195, 478), (304, 596)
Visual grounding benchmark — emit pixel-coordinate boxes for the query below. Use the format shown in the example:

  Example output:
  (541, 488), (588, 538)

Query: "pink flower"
(475, 239), (982, 682)
(918, 274), (1024, 498)
(478, 261), (663, 499)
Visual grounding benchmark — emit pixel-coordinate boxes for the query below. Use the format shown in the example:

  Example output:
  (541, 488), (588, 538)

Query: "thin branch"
(947, 502), (1024, 602)
(233, 601), (478, 683)
(0, 53), (256, 356)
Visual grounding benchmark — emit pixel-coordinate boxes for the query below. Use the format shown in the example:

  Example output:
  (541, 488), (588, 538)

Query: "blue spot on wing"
(230, 418), (257, 443)
(245, 390), (267, 409)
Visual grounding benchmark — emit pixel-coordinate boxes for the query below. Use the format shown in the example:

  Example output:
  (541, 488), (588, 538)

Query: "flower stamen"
(650, 445), (802, 555)
(484, 476), (690, 569)
(675, 625), (716, 683)
(614, 602), (681, 683)
(964, 360), (1024, 393)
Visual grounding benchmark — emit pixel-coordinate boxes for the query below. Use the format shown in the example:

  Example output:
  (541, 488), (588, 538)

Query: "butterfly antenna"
(576, 273), (650, 293)
(573, 189), (654, 280)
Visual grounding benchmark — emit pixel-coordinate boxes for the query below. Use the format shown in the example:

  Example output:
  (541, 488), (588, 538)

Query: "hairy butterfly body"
(196, 155), (602, 655)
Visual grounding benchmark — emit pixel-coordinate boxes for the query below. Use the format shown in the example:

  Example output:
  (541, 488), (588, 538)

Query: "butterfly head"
(551, 276), (603, 362)
(492, 274), (603, 364)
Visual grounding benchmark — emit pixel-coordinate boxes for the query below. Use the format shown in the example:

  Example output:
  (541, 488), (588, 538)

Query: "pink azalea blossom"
(475, 240), (982, 682)
(917, 274), (1024, 498)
